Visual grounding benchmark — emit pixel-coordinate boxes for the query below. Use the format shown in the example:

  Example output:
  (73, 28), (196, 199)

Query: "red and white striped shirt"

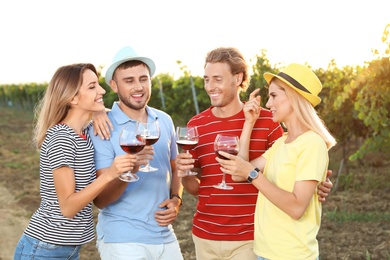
(189, 106), (283, 241)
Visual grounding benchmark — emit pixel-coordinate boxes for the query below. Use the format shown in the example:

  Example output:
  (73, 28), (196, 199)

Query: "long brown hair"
(33, 63), (98, 149)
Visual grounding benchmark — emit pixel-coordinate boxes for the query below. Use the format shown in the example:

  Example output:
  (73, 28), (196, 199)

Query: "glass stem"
(221, 172), (227, 184)
(143, 129), (149, 167)
(185, 150), (191, 175)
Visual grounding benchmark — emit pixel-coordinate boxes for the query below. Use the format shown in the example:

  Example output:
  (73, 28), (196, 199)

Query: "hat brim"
(264, 72), (321, 107)
(105, 56), (156, 85)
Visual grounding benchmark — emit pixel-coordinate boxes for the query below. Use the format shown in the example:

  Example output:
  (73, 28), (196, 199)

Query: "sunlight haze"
(0, 0), (389, 84)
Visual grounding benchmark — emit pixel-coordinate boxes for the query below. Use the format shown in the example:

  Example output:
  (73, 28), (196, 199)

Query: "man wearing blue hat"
(89, 46), (183, 259)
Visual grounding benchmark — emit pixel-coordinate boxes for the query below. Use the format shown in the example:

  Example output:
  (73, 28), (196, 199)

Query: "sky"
(0, 0), (389, 84)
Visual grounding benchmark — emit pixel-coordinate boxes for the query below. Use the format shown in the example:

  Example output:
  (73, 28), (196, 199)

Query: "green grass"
(325, 208), (390, 222)
(4, 161), (26, 169)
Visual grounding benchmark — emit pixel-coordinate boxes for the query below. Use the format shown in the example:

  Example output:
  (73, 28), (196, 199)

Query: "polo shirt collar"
(111, 102), (158, 125)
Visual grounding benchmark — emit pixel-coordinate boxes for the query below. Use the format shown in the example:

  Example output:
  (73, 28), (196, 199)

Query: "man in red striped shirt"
(175, 47), (332, 260)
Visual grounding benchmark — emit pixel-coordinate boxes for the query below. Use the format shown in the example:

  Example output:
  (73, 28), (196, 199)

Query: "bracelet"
(170, 194), (183, 207)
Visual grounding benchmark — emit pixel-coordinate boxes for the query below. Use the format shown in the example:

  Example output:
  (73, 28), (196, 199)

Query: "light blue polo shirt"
(89, 102), (178, 244)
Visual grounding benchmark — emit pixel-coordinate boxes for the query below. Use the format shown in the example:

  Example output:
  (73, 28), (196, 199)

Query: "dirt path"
(0, 184), (29, 260)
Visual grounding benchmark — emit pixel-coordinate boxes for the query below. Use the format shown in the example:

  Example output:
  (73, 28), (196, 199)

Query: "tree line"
(1, 24), (389, 178)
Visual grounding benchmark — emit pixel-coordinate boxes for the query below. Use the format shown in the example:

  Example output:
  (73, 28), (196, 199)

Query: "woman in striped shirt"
(14, 63), (137, 260)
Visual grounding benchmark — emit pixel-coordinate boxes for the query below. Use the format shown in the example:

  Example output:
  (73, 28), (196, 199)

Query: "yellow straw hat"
(263, 63), (322, 107)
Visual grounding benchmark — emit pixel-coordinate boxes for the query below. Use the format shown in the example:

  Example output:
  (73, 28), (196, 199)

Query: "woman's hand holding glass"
(108, 154), (138, 180)
(215, 150), (257, 182)
(118, 123), (146, 182)
(213, 134), (239, 190)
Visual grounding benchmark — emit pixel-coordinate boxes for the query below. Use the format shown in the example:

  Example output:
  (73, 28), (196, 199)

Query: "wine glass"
(138, 119), (160, 172)
(118, 123), (146, 182)
(213, 134), (239, 190)
(176, 126), (199, 177)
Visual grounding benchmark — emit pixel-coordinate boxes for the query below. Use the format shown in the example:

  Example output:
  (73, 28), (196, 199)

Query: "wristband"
(170, 194), (183, 207)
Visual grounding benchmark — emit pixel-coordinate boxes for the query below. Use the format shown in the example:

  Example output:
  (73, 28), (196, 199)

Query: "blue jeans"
(14, 233), (81, 260)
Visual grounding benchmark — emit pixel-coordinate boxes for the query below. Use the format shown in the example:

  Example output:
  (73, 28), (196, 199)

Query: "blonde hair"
(275, 78), (336, 149)
(204, 47), (250, 92)
(33, 63), (98, 149)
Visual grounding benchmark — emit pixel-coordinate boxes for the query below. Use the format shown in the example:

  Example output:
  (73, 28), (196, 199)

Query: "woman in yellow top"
(216, 63), (336, 260)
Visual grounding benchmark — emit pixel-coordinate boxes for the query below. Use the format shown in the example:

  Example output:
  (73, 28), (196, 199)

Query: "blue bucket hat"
(104, 46), (156, 85)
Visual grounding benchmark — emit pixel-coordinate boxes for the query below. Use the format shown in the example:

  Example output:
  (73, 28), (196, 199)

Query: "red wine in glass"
(138, 120), (160, 172)
(215, 148), (238, 160)
(118, 123), (146, 182)
(176, 140), (198, 150)
(145, 135), (159, 145)
(176, 126), (199, 177)
(213, 134), (239, 190)
(120, 144), (145, 154)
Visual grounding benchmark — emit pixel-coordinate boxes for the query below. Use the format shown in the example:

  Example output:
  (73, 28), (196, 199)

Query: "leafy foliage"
(315, 61), (369, 170)
(349, 23), (390, 160)
(350, 57), (390, 160)
(0, 83), (45, 110)
(244, 49), (280, 107)
(1, 25), (389, 165)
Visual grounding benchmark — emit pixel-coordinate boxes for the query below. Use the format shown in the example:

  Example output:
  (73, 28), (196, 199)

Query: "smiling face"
(111, 63), (151, 111)
(203, 62), (241, 109)
(73, 69), (106, 113)
(266, 80), (294, 123)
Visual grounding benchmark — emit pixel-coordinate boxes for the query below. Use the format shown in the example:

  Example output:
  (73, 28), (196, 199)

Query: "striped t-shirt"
(189, 106), (284, 241)
(24, 123), (96, 245)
